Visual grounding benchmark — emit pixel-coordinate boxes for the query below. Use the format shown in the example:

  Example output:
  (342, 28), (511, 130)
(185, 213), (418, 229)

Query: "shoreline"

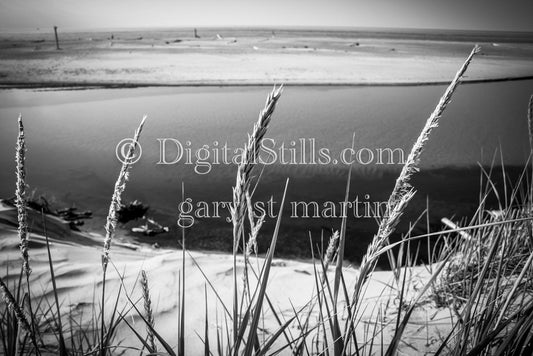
(2, 74), (533, 90)
(2, 30), (533, 91)
(0, 165), (526, 266)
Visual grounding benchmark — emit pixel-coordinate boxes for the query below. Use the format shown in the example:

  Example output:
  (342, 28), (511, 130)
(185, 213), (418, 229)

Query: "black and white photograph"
(1, 1), (533, 355)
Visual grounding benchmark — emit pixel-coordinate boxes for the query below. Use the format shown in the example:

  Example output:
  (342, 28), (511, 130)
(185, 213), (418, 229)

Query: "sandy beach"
(1, 28), (533, 86)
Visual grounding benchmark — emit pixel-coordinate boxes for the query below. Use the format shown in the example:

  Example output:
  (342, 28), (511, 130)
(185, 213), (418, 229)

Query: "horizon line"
(1, 25), (533, 35)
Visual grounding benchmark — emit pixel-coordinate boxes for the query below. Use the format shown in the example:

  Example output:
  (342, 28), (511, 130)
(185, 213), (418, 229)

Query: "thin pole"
(53, 26), (60, 50)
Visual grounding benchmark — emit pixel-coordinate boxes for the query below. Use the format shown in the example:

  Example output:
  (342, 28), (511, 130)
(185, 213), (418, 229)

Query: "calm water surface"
(0, 81), (531, 262)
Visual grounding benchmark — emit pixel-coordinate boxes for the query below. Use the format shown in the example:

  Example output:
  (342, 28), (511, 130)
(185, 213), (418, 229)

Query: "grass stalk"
(527, 94), (533, 153)
(140, 270), (156, 353)
(15, 115), (41, 355)
(0, 277), (37, 352)
(100, 116), (146, 356)
(230, 85), (283, 344)
(41, 211), (68, 355)
(351, 45), (480, 310)
(15, 115), (30, 278)
(243, 179), (289, 356)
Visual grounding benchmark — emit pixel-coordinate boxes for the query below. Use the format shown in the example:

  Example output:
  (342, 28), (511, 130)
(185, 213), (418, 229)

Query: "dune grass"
(1, 45), (533, 355)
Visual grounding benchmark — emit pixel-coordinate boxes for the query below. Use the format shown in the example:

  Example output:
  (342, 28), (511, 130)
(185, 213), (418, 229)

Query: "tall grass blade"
(42, 211), (68, 356)
(204, 284), (210, 356)
(243, 178), (289, 356)
(527, 94), (533, 153)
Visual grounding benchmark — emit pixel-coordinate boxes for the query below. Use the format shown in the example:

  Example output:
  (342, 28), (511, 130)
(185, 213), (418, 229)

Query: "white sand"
(1, 34), (532, 86)
(0, 213), (453, 355)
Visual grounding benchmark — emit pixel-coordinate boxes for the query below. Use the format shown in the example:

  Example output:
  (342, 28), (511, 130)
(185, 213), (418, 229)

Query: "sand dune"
(0, 203), (452, 355)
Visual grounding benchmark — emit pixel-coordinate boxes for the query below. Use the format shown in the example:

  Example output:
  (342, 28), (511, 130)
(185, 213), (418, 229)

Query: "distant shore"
(2, 75), (533, 90)
(1, 28), (533, 87)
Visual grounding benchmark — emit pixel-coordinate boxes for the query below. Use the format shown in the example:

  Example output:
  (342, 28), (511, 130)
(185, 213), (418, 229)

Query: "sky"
(1, 0), (532, 32)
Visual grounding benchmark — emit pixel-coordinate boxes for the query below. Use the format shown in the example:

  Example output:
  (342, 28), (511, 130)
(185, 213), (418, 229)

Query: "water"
(0, 81), (531, 263)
